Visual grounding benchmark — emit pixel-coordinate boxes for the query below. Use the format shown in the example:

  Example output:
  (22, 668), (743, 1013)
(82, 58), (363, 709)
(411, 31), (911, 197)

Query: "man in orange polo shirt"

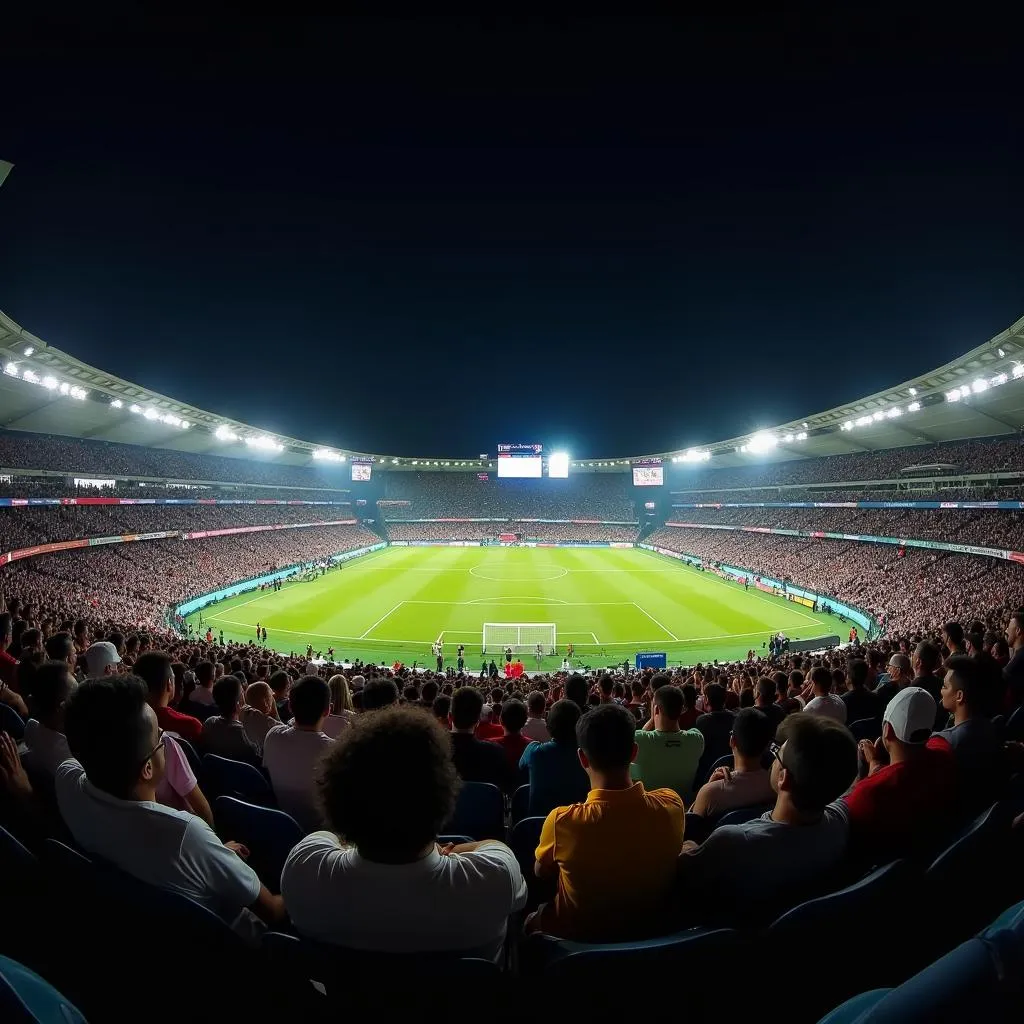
(529, 703), (684, 941)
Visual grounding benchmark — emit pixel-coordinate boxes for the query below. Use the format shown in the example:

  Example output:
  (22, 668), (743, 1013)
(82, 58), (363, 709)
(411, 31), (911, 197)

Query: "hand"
(0, 731), (31, 800)
(857, 738), (877, 763)
(679, 840), (700, 855)
(709, 766), (732, 784)
(224, 841), (250, 859)
(437, 842), (455, 856)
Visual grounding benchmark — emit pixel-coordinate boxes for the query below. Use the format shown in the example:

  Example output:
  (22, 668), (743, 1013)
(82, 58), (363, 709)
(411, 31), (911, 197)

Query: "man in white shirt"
(522, 691), (551, 743)
(802, 666), (847, 724)
(57, 675), (286, 939)
(262, 674), (334, 832)
(282, 705), (526, 960)
(20, 661), (75, 782)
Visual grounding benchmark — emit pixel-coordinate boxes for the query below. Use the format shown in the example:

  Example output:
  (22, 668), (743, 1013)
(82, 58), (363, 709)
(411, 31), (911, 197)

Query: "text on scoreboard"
(497, 443), (543, 478)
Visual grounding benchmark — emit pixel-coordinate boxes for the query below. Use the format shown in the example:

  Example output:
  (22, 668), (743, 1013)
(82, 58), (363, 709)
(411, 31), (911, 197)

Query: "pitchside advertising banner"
(664, 522), (1024, 564)
(672, 501), (1024, 510)
(0, 498), (352, 506)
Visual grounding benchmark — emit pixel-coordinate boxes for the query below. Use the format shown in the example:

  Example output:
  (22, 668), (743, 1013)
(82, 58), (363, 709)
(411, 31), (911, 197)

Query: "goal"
(483, 623), (557, 655)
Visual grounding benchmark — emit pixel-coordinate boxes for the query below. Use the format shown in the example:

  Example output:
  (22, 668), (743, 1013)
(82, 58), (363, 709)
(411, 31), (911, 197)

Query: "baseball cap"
(85, 641), (121, 677)
(883, 686), (935, 743)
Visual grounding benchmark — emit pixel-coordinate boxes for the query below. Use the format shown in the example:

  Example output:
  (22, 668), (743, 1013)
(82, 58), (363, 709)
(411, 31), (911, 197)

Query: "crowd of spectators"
(382, 472), (636, 520)
(648, 526), (1022, 635)
(0, 475), (350, 501)
(673, 484), (1024, 503)
(386, 522), (639, 543)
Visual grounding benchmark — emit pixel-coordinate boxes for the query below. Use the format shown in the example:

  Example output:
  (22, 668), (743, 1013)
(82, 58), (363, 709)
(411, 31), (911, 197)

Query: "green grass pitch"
(187, 546), (842, 670)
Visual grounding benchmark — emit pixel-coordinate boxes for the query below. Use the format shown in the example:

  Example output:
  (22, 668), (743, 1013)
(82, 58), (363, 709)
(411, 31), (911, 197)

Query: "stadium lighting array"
(671, 449), (711, 463)
(3, 361), (87, 400)
(245, 435), (284, 452)
(945, 367), (1022, 403)
(121, 403), (190, 428)
(23, 347), (34, 356)
(313, 449), (346, 462)
(738, 431), (778, 454)
(215, 425), (238, 442)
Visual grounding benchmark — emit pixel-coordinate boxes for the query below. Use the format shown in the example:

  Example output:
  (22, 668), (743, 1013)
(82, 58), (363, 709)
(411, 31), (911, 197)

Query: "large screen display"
(497, 443), (543, 479)
(632, 466), (664, 487)
(351, 463), (372, 482)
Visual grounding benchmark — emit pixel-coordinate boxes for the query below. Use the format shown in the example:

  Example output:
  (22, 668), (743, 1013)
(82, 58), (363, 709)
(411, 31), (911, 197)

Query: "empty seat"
(202, 753), (274, 806)
(0, 703), (25, 741)
(443, 781), (504, 840)
(0, 955), (87, 1024)
(510, 783), (530, 825)
(213, 796), (302, 890)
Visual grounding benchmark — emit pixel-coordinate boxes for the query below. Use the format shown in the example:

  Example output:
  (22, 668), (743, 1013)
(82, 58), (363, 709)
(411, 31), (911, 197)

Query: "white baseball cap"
(85, 641), (121, 677)
(883, 686), (935, 743)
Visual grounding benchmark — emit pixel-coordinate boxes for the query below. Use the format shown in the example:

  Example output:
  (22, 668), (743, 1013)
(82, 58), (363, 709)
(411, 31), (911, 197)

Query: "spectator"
(909, 641), (948, 729)
(679, 714), (856, 925)
(845, 687), (956, 863)
(522, 691), (550, 743)
(20, 660), (75, 782)
(530, 704), (684, 941)
(754, 676), (786, 732)
(1004, 610), (1024, 708)
(449, 687), (506, 788)
(690, 708), (775, 819)
(281, 707), (526, 958)
(841, 660), (880, 724)
(262, 675), (334, 833)
(181, 661), (217, 722)
(240, 681), (279, 754)
(323, 675), (355, 739)
(362, 678), (399, 711)
(84, 641), (121, 681)
(519, 699), (590, 818)
(0, 613), (18, 693)
(875, 653), (912, 711)
(202, 675), (261, 765)
(631, 682), (704, 799)
(564, 674), (589, 715)
(493, 699), (531, 790)
(134, 651), (203, 746)
(679, 683), (699, 729)
(57, 675), (285, 940)
(694, 683), (735, 782)
(270, 669), (292, 721)
(44, 631), (77, 675)
(804, 666), (847, 724)
(431, 694), (451, 727)
(929, 655), (1004, 817)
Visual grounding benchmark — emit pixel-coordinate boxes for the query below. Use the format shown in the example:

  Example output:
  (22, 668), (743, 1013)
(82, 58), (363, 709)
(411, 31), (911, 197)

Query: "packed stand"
(673, 484), (1024, 503)
(386, 521), (639, 543)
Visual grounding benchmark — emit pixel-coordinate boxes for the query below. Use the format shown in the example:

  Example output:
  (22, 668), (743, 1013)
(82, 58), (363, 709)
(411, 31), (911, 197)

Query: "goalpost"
(483, 623), (557, 655)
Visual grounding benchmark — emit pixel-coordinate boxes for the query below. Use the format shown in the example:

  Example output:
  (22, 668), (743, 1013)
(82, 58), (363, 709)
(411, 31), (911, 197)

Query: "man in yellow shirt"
(530, 703), (685, 941)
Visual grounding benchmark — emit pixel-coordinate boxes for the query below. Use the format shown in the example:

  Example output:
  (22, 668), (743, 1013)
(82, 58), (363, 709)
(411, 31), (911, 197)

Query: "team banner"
(672, 501), (1024, 510)
(0, 497), (352, 507)
(0, 530), (180, 565)
(184, 519), (355, 540)
(665, 522), (1021, 562)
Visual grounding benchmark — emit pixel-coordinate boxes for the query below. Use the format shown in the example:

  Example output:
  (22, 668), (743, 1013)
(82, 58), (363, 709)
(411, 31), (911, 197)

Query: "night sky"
(1, 14), (1021, 458)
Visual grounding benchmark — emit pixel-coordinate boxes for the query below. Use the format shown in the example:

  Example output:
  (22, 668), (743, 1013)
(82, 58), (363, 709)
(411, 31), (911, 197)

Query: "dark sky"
(1, 14), (1021, 458)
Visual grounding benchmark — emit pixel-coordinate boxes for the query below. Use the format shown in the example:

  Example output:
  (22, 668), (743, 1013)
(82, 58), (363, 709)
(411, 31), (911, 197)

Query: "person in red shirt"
(492, 698), (531, 791)
(0, 613), (28, 719)
(474, 703), (505, 741)
(844, 686), (955, 864)
(134, 649), (203, 746)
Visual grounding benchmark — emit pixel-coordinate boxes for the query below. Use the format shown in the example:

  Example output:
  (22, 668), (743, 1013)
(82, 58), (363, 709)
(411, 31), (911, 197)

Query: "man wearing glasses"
(677, 713), (857, 925)
(55, 676), (287, 940)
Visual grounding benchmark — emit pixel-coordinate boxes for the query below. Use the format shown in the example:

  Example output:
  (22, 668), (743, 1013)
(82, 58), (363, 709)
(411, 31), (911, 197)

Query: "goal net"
(483, 623), (557, 655)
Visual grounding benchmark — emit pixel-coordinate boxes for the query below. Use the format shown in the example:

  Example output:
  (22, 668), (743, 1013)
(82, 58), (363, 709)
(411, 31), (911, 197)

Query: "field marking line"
(436, 631), (445, 645)
(630, 602), (680, 642)
(589, 631), (600, 643)
(403, 598), (631, 607)
(203, 589), (281, 622)
(358, 602), (406, 639)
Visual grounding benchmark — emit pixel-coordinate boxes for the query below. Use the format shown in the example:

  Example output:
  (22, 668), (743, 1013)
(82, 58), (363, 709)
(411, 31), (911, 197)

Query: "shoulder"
(458, 840), (520, 875)
(645, 787), (685, 811)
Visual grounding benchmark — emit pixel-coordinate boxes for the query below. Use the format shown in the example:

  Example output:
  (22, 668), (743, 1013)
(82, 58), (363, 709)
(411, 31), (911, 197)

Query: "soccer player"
(261, 626), (267, 644)
(536, 643), (544, 668)
(256, 622), (261, 639)
(567, 642), (575, 661)
(435, 642), (444, 673)
(505, 646), (513, 666)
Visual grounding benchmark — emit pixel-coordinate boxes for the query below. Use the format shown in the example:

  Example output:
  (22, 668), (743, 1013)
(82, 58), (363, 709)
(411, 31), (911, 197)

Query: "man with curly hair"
(281, 706), (527, 960)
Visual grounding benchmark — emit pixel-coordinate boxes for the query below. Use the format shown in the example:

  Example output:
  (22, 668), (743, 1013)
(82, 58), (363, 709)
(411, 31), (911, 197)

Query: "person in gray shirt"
(678, 713), (858, 926)
(202, 675), (262, 766)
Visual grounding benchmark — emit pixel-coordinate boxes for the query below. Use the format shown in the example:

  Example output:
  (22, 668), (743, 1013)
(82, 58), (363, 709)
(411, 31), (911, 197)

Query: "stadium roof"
(1, 306), (1023, 473)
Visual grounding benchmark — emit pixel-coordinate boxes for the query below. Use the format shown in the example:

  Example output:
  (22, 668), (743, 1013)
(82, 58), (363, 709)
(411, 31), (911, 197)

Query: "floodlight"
(907, 401), (921, 412)
(215, 425), (238, 441)
(744, 432), (777, 454)
(1014, 364), (1024, 379)
(42, 375), (58, 390)
(3, 363), (17, 376)
(23, 347), (33, 356)
(548, 451), (570, 477)
(110, 399), (123, 408)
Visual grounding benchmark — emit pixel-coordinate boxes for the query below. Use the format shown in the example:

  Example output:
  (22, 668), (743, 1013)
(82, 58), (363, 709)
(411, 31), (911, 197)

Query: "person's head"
(846, 660), (869, 691)
(432, 693), (451, 725)
(705, 683), (726, 712)
(730, 707), (775, 762)
(402, 684), (420, 704)
(577, 704), (637, 778)
(565, 673), (588, 713)
(881, 686), (937, 755)
(195, 661), (215, 690)
(328, 675), (353, 714)
(244, 681), (274, 715)
(548, 699), (581, 746)
(362, 679), (399, 712)
(806, 665), (830, 695)
(64, 676), (165, 800)
(942, 655), (983, 719)
(212, 675), (244, 719)
(85, 641), (121, 679)
(681, 682), (697, 712)
(290, 675), (331, 728)
(912, 641), (941, 677)
(318, 706), (458, 862)
(769, 713), (857, 814)
(20, 628), (41, 653)
(500, 699), (527, 736)
(29, 660), (77, 730)
(269, 670), (291, 699)
(527, 690), (546, 717)
(1006, 610), (1024, 650)
(132, 650), (174, 707)
(420, 680), (438, 704)
(755, 677), (775, 707)
(652, 684), (684, 728)
(943, 621), (965, 651)
(450, 687), (484, 731)
(44, 631), (76, 670)
(887, 652), (912, 683)
(0, 612), (11, 649)
(598, 674), (613, 698)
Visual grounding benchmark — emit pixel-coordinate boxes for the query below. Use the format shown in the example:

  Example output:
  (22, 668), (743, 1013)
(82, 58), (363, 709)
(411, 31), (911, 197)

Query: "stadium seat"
(0, 825), (35, 873)
(202, 753), (275, 806)
(510, 783), (530, 824)
(683, 811), (716, 845)
(443, 781), (504, 840)
(0, 703), (25, 741)
(706, 753), (733, 775)
(848, 717), (882, 742)
(213, 796), (302, 891)
(1004, 705), (1024, 742)
(715, 802), (773, 828)
(0, 956), (87, 1024)
(168, 733), (202, 780)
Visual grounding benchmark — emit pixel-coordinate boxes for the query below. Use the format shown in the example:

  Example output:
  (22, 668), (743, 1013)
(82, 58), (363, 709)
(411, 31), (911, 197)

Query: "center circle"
(469, 564), (569, 582)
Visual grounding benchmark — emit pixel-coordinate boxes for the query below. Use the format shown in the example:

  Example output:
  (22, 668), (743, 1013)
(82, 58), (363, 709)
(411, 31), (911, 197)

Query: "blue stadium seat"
(213, 796), (302, 891)
(715, 802), (773, 828)
(706, 753), (733, 775)
(202, 753), (275, 806)
(1005, 705), (1024, 742)
(443, 781), (504, 840)
(167, 733), (202, 780)
(0, 703), (25, 741)
(0, 956), (87, 1024)
(510, 783), (530, 825)
(848, 717), (882, 742)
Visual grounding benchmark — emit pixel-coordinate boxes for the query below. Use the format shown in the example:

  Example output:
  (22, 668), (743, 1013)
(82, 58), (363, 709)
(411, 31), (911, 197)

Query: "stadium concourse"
(2, 431), (1024, 1012)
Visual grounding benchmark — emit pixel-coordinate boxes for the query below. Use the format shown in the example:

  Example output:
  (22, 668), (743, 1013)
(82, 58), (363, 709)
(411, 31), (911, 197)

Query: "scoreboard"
(497, 443), (543, 479)
(632, 458), (664, 487)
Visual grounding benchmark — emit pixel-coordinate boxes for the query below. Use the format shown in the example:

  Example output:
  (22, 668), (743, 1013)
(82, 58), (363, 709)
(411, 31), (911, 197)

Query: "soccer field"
(187, 546), (840, 669)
